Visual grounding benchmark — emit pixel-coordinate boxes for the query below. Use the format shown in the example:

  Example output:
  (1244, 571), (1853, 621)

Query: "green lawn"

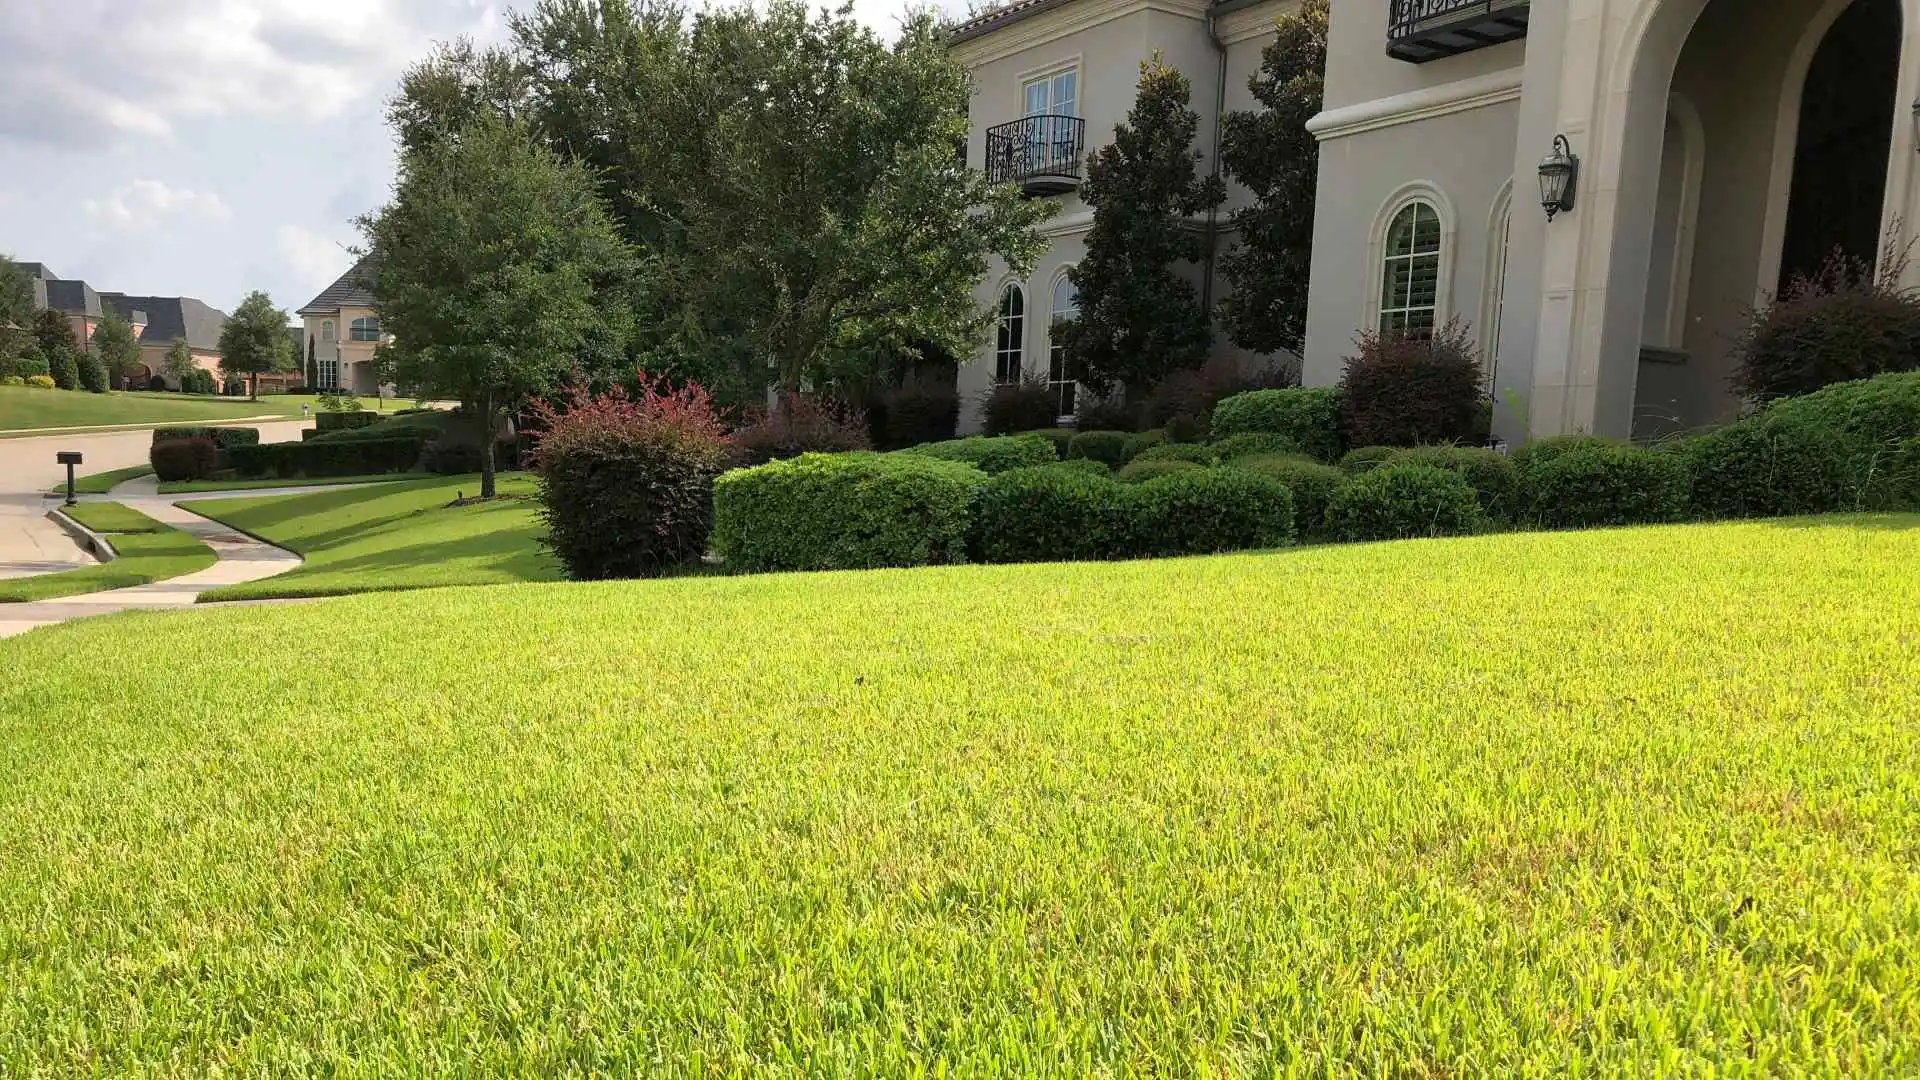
(0, 386), (430, 433)
(161, 472), (435, 494)
(45, 464), (152, 497)
(0, 517), (1915, 1073)
(0, 505), (214, 602)
(186, 473), (559, 600)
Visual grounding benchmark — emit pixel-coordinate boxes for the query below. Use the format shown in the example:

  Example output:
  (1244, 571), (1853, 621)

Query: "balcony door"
(1021, 69), (1077, 176)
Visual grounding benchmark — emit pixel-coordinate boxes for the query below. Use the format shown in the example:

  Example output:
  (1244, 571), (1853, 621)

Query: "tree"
(91, 307), (141, 390)
(0, 257), (34, 362)
(33, 308), (79, 390)
(163, 337), (198, 384)
(218, 292), (294, 400)
(359, 113), (633, 498)
(76, 346), (107, 392)
(304, 335), (318, 389)
(1219, 0), (1328, 357)
(1057, 55), (1223, 400)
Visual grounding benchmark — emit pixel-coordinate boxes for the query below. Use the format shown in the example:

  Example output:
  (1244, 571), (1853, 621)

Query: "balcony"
(985, 115), (1085, 196)
(1388, 0), (1529, 63)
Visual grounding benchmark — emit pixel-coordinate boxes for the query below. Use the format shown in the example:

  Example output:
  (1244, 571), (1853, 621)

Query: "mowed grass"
(45, 464), (152, 496)
(0, 386), (430, 434)
(0, 517), (1916, 1074)
(186, 473), (559, 600)
(0, 504), (214, 602)
(160, 472), (435, 494)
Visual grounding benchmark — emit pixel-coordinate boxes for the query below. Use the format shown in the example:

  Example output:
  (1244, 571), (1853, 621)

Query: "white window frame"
(1368, 182), (1456, 335)
(995, 282), (1026, 384)
(349, 316), (381, 342)
(1047, 270), (1078, 418)
(318, 356), (340, 390)
(1480, 180), (1513, 374)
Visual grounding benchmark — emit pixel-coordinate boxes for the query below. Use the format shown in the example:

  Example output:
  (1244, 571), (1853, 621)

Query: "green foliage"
(1521, 445), (1692, 529)
(1732, 253), (1920, 402)
(1121, 428), (1169, 462)
(1017, 428), (1076, 460)
(0, 257), (32, 360)
(359, 113), (633, 497)
(90, 307), (142, 389)
(1141, 357), (1291, 440)
(149, 436), (221, 482)
(1340, 445), (1405, 473)
(1132, 442), (1219, 466)
(63, 502), (169, 534)
(1386, 445), (1521, 523)
(0, 517), (216, 602)
(7, 343), (49, 379)
(38, 310), (80, 391)
(1326, 463), (1484, 542)
(1218, 0), (1327, 355)
(23, 375), (55, 390)
(217, 291), (294, 397)
(970, 466), (1136, 564)
(980, 376), (1062, 436)
(75, 348), (106, 393)
(313, 410), (382, 434)
(1224, 454), (1347, 538)
(153, 427), (260, 451)
(1133, 467), (1295, 556)
(1338, 322), (1489, 448)
(868, 374), (959, 449)
(1068, 429), (1131, 467)
(228, 437), (431, 479)
(1209, 432), (1303, 462)
(1043, 458), (1112, 479)
(180, 369), (216, 395)
(159, 338), (195, 383)
(1116, 457), (1203, 485)
(1057, 55), (1223, 397)
(730, 395), (872, 467)
(1509, 435), (1623, 476)
(901, 435), (1056, 475)
(713, 452), (985, 572)
(1210, 387), (1343, 461)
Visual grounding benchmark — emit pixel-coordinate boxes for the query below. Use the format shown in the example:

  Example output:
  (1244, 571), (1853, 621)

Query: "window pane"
(1052, 277), (1076, 316)
(1024, 80), (1048, 117)
(1052, 71), (1076, 115)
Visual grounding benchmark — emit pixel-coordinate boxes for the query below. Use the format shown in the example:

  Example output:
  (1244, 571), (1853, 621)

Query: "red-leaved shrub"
(150, 436), (220, 482)
(1338, 320), (1489, 448)
(532, 372), (733, 579)
(730, 393), (871, 466)
(1733, 251), (1920, 402)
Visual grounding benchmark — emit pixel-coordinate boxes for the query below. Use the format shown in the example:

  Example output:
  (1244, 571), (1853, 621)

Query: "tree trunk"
(479, 388), (497, 499)
(248, 373), (257, 401)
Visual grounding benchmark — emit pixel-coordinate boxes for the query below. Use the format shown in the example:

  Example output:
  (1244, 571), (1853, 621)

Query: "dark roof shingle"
(101, 294), (228, 352)
(297, 256), (376, 315)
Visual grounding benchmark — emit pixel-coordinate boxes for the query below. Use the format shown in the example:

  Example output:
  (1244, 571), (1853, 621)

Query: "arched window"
(320, 320), (334, 343)
(349, 316), (381, 342)
(1048, 275), (1078, 416)
(995, 284), (1025, 383)
(1380, 200), (1443, 333)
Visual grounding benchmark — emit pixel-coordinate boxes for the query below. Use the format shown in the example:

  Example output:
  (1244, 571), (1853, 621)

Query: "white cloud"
(276, 224), (355, 293)
(84, 180), (232, 228)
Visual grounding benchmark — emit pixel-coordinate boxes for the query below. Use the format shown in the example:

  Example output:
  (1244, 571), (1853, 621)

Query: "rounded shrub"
(902, 435), (1056, 475)
(1210, 387), (1343, 462)
(1018, 428), (1075, 460)
(532, 376), (733, 579)
(1732, 253), (1920, 402)
(1117, 458), (1203, 485)
(1522, 444), (1691, 529)
(1510, 435), (1624, 477)
(1225, 455), (1348, 539)
(1338, 322), (1489, 448)
(48, 348), (77, 391)
(1677, 416), (1853, 519)
(1121, 429), (1169, 462)
(979, 376), (1061, 435)
(970, 466), (1136, 564)
(1134, 468), (1295, 556)
(1326, 463), (1484, 542)
(1067, 429), (1130, 467)
(1210, 432), (1304, 463)
(1760, 370), (1920, 509)
(76, 351), (107, 393)
(0, 376), (20, 386)
(714, 452), (986, 573)
(150, 436), (220, 482)
(1132, 442), (1219, 466)
(25, 374), (56, 389)
(1044, 458), (1112, 479)
(1386, 445), (1520, 522)
(1338, 445), (1399, 473)
(731, 394), (871, 467)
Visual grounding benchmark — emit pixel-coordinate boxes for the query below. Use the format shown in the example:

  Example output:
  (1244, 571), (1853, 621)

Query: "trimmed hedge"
(1210, 387), (1344, 462)
(1326, 464), (1484, 542)
(1210, 432), (1303, 462)
(1523, 445), (1691, 529)
(1018, 428), (1075, 460)
(1117, 458), (1203, 485)
(714, 453), (987, 572)
(1133, 442), (1219, 466)
(228, 436), (430, 479)
(901, 435), (1056, 475)
(1226, 455), (1348, 539)
(1510, 435), (1623, 476)
(970, 466), (1136, 564)
(1134, 468), (1295, 557)
(154, 426), (260, 451)
(1386, 446), (1520, 522)
(1044, 458), (1113, 479)
(1067, 429), (1130, 467)
(150, 436), (219, 482)
(314, 410), (381, 433)
(1121, 429), (1169, 462)
(1338, 446), (1399, 474)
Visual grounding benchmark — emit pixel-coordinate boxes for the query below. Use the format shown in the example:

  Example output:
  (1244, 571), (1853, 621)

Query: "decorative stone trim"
(1306, 68), (1524, 142)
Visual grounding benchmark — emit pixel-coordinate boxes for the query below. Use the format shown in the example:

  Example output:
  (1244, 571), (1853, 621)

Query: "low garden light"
(1538, 134), (1579, 221)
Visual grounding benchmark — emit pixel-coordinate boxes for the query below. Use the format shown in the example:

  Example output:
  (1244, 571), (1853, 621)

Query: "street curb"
(45, 509), (117, 562)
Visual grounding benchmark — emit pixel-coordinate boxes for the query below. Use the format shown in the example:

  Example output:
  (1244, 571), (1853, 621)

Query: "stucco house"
(296, 258), (388, 396)
(19, 262), (239, 390)
(957, 0), (1916, 441)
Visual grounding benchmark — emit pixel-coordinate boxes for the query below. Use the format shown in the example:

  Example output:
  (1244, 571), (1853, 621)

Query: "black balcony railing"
(986, 115), (1085, 196)
(1388, 0), (1529, 63)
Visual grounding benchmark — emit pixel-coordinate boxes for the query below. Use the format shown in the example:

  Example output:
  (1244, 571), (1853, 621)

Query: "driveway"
(0, 420), (311, 580)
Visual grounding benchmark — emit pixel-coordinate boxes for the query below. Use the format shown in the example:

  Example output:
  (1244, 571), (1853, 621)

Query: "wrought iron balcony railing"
(1388, 0), (1529, 63)
(985, 115), (1085, 196)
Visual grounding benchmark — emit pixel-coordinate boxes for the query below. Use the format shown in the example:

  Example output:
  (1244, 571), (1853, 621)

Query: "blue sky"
(0, 0), (953, 321)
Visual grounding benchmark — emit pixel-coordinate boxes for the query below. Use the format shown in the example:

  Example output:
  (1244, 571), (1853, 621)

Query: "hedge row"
(228, 436), (432, 479)
(153, 426), (259, 451)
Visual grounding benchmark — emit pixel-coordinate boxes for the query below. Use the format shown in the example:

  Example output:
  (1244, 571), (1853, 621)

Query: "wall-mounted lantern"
(1911, 100), (1920, 151)
(1538, 134), (1579, 221)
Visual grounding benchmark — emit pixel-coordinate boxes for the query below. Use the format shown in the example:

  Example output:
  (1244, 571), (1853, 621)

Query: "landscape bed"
(0, 516), (1915, 1073)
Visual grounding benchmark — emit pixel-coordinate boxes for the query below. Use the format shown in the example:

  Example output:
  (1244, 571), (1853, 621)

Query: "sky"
(0, 0), (955, 322)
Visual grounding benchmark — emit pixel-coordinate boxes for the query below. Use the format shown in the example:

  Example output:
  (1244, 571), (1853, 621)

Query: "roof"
(100, 293), (228, 352)
(14, 262), (58, 281)
(297, 256), (376, 315)
(42, 279), (103, 317)
(948, 0), (1075, 43)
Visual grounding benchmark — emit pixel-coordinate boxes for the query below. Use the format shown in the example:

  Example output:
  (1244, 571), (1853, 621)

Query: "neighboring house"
(22, 263), (106, 350)
(21, 263), (248, 391)
(950, 0), (1293, 429)
(961, 0), (1917, 441)
(296, 258), (388, 396)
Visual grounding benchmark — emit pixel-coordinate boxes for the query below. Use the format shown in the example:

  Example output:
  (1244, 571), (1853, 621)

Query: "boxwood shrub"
(970, 466), (1137, 564)
(1510, 435), (1622, 476)
(1117, 458), (1204, 484)
(1386, 445), (1521, 522)
(1210, 432), (1304, 462)
(1067, 429), (1130, 467)
(714, 452), (986, 573)
(1121, 429), (1169, 462)
(1225, 455), (1348, 539)
(902, 435), (1056, 475)
(1338, 446), (1399, 474)
(1134, 468), (1295, 556)
(1018, 428), (1075, 460)
(1043, 458), (1113, 478)
(1522, 444), (1691, 529)
(1326, 463), (1484, 542)
(1210, 387), (1344, 462)
(1132, 442), (1219, 466)
(153, 426), (260, 451)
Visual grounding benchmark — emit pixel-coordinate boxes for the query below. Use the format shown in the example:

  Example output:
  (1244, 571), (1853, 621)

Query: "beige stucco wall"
(302, 306), (383, 394)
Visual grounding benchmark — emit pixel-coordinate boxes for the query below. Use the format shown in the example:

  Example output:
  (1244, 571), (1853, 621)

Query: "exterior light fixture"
(1911, 100), (1920, 151)
(1538, 134), (1579, 221)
